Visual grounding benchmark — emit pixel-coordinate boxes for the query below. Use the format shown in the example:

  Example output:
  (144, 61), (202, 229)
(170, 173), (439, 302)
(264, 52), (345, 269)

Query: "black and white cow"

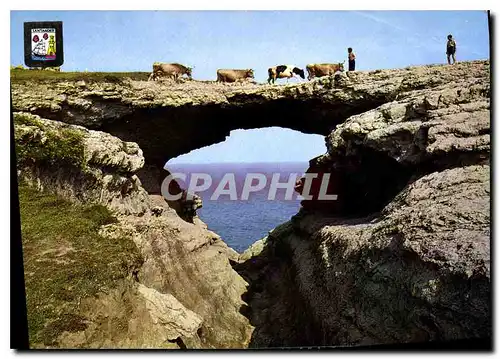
(267, 65), (305, 84)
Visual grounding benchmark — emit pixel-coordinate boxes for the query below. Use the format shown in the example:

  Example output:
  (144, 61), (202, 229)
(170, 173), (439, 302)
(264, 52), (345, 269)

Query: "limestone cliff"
(237, 61), (491, 347)
(12, 60), (489, 187)
(12, 60), (490, 348)
(14, 112), (251, 348)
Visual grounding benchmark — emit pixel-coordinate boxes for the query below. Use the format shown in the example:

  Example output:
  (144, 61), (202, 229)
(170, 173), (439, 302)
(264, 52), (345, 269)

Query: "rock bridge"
(11, 60), (491, 348)
(11, 60), (490, 217)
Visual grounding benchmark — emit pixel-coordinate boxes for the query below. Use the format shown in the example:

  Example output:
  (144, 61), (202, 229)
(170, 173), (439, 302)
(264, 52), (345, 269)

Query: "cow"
(149, 63), (193, 81)
(267, 65), (305, 84)
(306, 62), (345, 80)
(216, 69), (255, 83)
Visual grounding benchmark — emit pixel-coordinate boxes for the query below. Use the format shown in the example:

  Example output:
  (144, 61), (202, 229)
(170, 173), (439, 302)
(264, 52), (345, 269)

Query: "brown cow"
(306, 62), (345, 80)
(149, 63), (193, 81)
(216, 69), (255, 83)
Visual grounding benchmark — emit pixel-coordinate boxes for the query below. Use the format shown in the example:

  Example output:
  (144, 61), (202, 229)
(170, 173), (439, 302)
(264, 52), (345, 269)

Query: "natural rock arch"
(11, 61), (491, 348)
(11, 61), (490, 215)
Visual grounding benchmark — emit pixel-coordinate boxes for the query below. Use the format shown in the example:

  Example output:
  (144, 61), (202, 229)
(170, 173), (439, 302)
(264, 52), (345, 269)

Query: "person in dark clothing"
(348, 47), (356, 71)
(446, 34), (457, 65)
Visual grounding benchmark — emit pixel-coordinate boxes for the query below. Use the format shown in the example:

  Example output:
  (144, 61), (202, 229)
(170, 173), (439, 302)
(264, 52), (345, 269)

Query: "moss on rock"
(14, 113), (86, 169)
(19, 184), (143, 347)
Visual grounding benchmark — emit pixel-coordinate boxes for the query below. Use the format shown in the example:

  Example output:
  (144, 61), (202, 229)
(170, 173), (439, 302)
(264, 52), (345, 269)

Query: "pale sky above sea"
(10, 10), (490, 164)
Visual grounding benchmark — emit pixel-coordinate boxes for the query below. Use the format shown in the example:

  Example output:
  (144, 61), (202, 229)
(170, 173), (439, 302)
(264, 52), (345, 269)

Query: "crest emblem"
(31, 28), (56, 61)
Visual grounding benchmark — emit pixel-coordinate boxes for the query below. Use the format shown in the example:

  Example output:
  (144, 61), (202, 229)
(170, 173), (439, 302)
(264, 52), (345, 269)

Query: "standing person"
(348, 47), (356, 71)
(446, 34), (457, 65)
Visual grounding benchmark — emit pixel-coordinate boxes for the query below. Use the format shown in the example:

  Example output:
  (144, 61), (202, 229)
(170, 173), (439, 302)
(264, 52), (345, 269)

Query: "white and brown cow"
(267, 65), (305, 84)
(148, 63), (193, 81)
(306, 62), (345, 80)
(216, 69), (255, 83)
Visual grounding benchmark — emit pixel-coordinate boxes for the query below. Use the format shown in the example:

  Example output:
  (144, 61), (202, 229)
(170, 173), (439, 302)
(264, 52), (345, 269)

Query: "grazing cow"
(216, 69), (255, 83)
(149, 63), (193, 81)
(267, 65), (305, 84)
(306, 62), (345, 80)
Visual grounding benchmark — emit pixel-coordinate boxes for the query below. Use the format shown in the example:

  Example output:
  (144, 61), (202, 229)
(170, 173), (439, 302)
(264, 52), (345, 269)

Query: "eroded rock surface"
(14, 112), (150, 215)
(13, 60), (491, 348)
(14, 113), (252, 349)
(97, 197), (251, 348)
(238, 167), (490, 346)
(12, 61), (490, 169)
(236, 61), (491, 347)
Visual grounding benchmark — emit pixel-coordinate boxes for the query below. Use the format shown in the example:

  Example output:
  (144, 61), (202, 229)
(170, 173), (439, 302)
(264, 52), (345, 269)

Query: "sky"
(167, 128), (326, 164)
(10, 10), (490, 164)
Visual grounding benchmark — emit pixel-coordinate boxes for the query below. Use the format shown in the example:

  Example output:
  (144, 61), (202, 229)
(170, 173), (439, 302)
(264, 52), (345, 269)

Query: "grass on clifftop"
(14, 113), (86, 170)
(19, 184), (143, 348)
(10, 69), (150, 83)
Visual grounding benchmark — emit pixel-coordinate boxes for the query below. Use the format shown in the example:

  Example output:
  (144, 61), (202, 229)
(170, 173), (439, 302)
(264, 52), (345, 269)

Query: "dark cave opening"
(338, 149), (413, 217)
(294, 149), (413, 219)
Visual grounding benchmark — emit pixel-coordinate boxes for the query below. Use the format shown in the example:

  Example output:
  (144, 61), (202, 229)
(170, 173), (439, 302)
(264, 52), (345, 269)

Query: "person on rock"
(446, 34), (457, 65)
(348, 47), (356, 71)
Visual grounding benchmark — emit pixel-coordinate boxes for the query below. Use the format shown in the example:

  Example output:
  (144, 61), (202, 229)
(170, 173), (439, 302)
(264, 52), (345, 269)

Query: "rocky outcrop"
(235, 61), (490, 347)
(12, 60), (491, 348)
(238, 166), (490, 347)
(326, 68), (490, 169)
(14, 112), (150, 215)
(55, 280), (203, 349)
(14, 113), (252, 348)
(295, 60), (490, 217)
(59, 199), (252, 348)
(97, 196), (251, 348)
(11, 61), (490, 178)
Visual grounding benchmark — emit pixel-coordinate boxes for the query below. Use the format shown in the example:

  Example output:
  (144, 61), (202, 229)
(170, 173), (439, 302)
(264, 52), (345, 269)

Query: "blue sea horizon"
(167, 161), (309, 253)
